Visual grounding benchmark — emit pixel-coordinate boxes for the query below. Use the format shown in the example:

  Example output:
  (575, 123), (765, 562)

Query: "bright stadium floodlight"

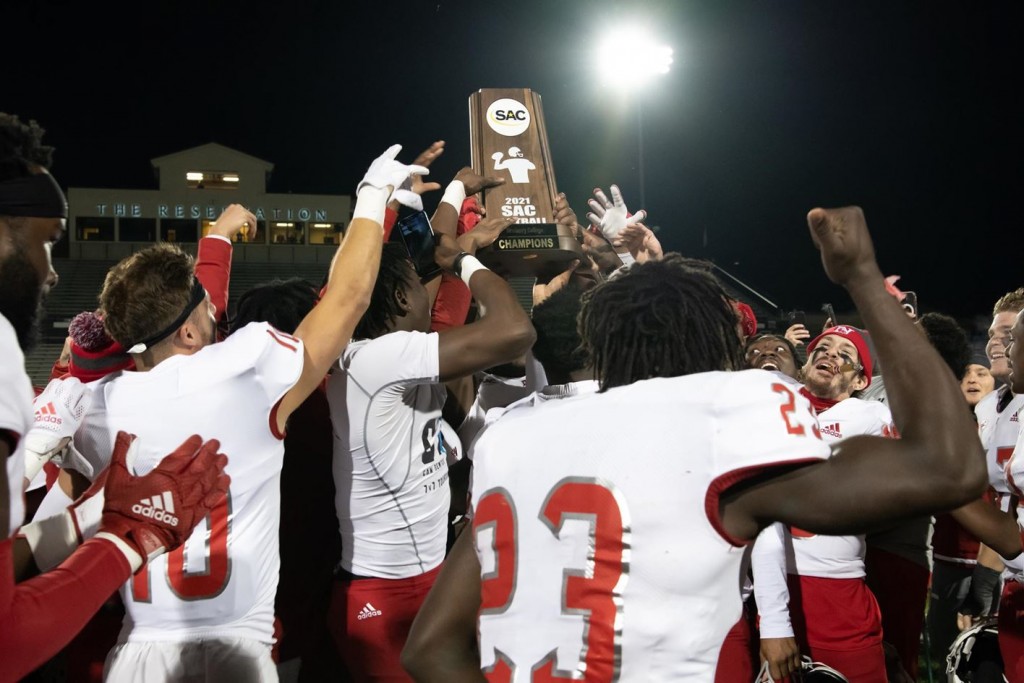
(594, 25), (674, 208)
(595, 26), (673, 89)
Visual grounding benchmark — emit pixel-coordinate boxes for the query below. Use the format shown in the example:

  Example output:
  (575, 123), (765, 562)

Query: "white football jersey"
(0, 314), (33, 536)
(328, 331), (457, 578)
(976, 387), (1024, 507)
(784, 397), (894, 578)
(471, 370), (829, 681)
(74, 322), (303, 643)
(1002, 427), (1024, 580)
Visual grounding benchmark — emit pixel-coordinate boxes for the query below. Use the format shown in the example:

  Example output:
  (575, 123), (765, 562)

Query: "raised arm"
(723, 207), (987, 540)
(433, 217), (536, 382)
(196, 203), (255, 322)
(276, 146), (427, 432)
(424, 167), (532, 379)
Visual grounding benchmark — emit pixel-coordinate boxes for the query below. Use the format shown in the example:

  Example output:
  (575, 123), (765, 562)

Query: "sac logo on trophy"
(469, 88), (583, 277)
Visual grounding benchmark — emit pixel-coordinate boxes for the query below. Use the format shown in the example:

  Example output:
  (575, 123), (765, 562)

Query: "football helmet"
(946, 619), (1006, 682)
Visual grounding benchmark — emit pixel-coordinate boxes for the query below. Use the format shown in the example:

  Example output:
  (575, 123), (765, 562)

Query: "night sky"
(8, 1), (1021, 322)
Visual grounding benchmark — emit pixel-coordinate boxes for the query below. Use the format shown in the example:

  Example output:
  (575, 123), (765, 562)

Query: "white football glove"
(389, 176), (425, 212)
(24, 377), (92, 482)
(357, 144), (430, 195)
(586, 184), (648, 242)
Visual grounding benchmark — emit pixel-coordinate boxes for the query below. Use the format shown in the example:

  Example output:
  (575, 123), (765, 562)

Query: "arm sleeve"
(0, 536), (131, 681)
(48, 361), (69, 383)
(752, 523), (796, 638)
(195, 235), (233, 322)
(382, 207), (399, 241)
(429, 273), (471, 332)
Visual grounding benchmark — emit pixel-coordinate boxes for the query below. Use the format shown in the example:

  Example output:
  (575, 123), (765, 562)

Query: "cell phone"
(821, 303), (838, 327)
(901, 291), (918, 318)
(393, 211), (443, 283)
(787, 310), (806, 327)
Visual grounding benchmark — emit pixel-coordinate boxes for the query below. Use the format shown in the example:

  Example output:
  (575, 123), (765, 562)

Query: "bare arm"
(434, 225), (536, 382)
(278, 212), (381, 431)
(722, 207), (987, 541)
(402, 529), (485, 682)
(277, 146), (425, 432)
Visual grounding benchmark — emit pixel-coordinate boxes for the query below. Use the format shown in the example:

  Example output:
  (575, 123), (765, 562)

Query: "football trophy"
(468, 88), (583, 278)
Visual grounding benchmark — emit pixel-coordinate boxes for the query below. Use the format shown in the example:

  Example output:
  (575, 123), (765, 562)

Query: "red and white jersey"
(0, 314), (32, 536)
(327, 331), (457, 579)
(976, 387), (1024, 509)
(74, 322), (303, 643)
(1001, 426), (1024, 580)
(784, 397), (894, 578)
(470, 370), (829, 680)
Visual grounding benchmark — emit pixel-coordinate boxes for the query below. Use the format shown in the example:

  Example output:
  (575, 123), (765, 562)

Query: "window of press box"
(76, 216), (114, 241)
(160, 219), (198, 243)
(308, 222), (345, 245)
(119, 218), (157, 242)
(201, 219), (266, 243)
(186, 171), (240, 190)
(270, 221), (305, 245)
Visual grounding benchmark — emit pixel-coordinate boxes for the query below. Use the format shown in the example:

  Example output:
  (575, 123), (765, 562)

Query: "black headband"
(0, 173), (68, 218)
(126, 279), (208, 354)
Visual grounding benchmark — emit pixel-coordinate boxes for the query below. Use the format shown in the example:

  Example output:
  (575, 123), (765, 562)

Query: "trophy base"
(475, 223), (583, 279)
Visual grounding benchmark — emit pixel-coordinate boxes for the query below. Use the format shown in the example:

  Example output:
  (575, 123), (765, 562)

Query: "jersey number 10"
(131, 492), (232, 602)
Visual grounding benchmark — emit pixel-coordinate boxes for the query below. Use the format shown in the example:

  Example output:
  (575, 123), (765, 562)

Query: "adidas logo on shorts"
(131, 492), (179, 526)
(357, 602), (382, 620)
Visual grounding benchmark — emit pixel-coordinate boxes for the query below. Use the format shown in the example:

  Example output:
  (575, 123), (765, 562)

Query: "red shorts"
(715, 599), (759, 683)
(864, 547), (929, 679)
(328, 565), (442, 683)
(787, 575), (887, 682)
(999, 580), (1024, 683)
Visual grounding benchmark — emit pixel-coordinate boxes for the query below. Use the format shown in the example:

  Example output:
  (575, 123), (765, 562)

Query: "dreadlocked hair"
(353, 242), (415, 340)
(579, 254), (743, 392)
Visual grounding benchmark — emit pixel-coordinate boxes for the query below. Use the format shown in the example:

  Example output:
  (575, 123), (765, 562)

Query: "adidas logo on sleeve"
(132, 491), (179, 526)
(820, 422), (842, 438)
(357, 603), (382, 620)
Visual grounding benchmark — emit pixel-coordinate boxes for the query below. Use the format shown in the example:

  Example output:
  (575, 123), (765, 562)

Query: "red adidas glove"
(98, 431), (229, 565)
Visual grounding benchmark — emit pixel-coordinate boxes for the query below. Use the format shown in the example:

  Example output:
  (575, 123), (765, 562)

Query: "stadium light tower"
(595, 26), (673, 209)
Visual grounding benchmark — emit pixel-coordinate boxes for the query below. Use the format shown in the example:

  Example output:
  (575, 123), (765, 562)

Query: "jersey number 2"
(131, 491), (231, 602)
(477, 479), (628, 682)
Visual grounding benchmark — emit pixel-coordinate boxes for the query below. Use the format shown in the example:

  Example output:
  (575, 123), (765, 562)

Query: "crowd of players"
(0, 110), (1020, 683)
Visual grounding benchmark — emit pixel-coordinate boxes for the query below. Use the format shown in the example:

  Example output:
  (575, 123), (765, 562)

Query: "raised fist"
(806, 206), (881, 288)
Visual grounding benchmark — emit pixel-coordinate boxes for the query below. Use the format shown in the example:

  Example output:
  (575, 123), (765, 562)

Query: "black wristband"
(960, 565), (1002, 616)
(452, 251), (472, 278)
